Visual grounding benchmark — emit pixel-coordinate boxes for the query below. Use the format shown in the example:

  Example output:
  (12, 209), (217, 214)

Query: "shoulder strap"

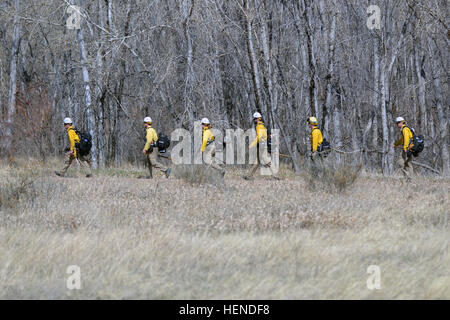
(403, 126), (415, 137)
(68, 127), (79, 135)
(312, 127), (322, 137)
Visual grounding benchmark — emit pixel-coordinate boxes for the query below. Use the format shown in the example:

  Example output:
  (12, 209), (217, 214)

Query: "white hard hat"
(64, 117), (72, 124)
(395, 117), (405, 123)
(143, 116), (152, 123)
(201, 117), (210, 124)
(253, 112), (262, 119)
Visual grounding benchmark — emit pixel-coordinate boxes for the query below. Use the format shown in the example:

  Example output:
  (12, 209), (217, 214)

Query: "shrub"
(302, 159), (361, 193)
(172, 164), (224, 185)
(0, 170), (37, 210)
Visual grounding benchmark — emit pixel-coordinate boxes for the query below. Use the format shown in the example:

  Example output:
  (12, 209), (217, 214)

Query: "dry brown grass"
(302, 161), (362, 193)
(172, 164), (224, 185)
(0, 159), (449, 299)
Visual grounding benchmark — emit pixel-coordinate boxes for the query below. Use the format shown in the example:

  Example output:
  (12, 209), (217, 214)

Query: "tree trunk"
(244, 0), (264, 116)
(301, 0), (318, 118)
(430, 47), (449, 175)
(379, 54), (390, 174)
(414, 48), (427, 135)
(183, 0), (195, 128)
(5, 0), (20, 155)
(76, 7), (97, 168)
(333, 85), (343, 164)
(115, 0), (132, 166)
(259, 0), (277, 128)
(95, 0), (106, 168)
(324, 1), (336, 135)
(372, 36), (380, 168)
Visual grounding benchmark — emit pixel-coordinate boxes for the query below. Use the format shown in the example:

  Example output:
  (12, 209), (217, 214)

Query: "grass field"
(0, 158), (449, 299)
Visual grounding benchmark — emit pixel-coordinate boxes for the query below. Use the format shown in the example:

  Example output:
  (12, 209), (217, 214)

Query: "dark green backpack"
(318, 138), (331, 157)
(267, 129), (273, 154)
(404, 126), (424, 157)
(71, 128), (92, 156)
(313, 128), (331, 157)
(157, 132), (170, 153)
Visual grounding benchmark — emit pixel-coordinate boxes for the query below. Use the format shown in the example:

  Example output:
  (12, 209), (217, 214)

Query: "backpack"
(267, 129), (273, 154)
(73, 128), (92, 156)
(318, 139), (331, 157)
(313, 128), (331, 158)
(404, 126), (424, 157)
(157, 132), (170, 153)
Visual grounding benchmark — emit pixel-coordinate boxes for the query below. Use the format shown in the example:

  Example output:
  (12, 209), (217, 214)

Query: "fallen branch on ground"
(411, 161), (441, 174)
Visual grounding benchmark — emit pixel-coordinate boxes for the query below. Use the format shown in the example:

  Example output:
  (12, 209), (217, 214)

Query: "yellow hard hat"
(307, 117), (318, 125)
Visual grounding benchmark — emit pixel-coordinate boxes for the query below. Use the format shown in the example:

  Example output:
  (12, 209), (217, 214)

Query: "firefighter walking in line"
(393, 117), (414, 179)
(142, 117), (171, 179)
(201, 118), (225, 176)
(244, 112), (279, 180)
(307, 116), (324, 176)
(55, 117), (93, 178)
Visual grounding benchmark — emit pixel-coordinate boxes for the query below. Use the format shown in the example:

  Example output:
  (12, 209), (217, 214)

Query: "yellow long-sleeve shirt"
(202, 127), (214, 152)
(310, 127), (323, 152)
(144, 126), (158, 151)
(394, 125), (413, 151)
(67, 126), (80, 156)
(250, 122), (268, 148)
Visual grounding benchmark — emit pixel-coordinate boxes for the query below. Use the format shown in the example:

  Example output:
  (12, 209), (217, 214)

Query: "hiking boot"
(243, 175), (253, 181)
(55, 171), (64, 177)
(165, 168), (171, 179)
(86, 174), (93, 178)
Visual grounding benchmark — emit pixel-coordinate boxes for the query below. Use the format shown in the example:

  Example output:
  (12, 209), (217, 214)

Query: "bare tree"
(0, 0), (447, 175)
(4, 0), (20, 155)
